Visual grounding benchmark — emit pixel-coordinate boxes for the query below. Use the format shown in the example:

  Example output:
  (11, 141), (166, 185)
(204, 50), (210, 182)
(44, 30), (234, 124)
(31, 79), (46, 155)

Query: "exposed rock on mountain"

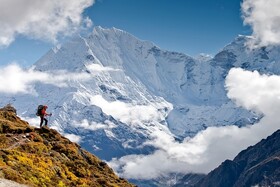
(190, 129), (280, 187)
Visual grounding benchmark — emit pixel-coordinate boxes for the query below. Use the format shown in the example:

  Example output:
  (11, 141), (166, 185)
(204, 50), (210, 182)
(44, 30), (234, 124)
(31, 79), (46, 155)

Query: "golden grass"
(0, 110), (135, 187)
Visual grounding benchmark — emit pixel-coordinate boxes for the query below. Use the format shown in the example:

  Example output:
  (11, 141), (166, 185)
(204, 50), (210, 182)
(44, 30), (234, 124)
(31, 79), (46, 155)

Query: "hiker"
(37, 105), (52, 128)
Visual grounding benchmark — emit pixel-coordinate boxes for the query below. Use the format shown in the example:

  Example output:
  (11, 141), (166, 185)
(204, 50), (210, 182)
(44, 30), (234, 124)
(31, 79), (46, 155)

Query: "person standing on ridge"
(38, 105), (52, 128)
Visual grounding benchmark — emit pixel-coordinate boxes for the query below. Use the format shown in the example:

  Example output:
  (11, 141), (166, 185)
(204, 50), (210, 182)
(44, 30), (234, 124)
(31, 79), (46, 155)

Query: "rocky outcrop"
(0, 178), (29, 187)
(0, 104), (17, 114)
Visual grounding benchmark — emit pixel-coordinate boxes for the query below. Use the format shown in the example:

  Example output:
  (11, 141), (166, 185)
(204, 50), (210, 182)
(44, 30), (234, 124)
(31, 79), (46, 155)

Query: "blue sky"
(0, 0), (251, 67)
(88, 0), (250, 55)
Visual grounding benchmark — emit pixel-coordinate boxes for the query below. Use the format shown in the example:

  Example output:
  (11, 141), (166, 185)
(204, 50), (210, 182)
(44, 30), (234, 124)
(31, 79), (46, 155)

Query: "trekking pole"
(48, 114), (52, 125)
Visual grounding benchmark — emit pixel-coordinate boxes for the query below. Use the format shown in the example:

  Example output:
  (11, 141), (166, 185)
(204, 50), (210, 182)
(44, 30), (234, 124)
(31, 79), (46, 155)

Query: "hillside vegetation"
(0, 106), (135, 187)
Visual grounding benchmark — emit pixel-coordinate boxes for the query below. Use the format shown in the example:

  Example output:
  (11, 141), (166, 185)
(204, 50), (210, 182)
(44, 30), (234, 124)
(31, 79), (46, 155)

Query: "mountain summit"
(36, 27), (257, 130)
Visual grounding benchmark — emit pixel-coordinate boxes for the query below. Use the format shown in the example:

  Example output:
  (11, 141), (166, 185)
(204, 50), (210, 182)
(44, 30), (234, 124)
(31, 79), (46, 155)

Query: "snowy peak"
(35, 36), (97, 72)
(195, 53), (213, 62)
(35, 27), (160, 72)
(212, 34), (280, 74)
(36, 26), (195, 72)
(29, 26), (259, 139)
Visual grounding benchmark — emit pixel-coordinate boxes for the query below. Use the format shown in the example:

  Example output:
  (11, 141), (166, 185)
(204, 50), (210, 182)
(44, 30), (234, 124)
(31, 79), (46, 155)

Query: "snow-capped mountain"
(0, 27), (277, 173)
(33, 27), (259, 138)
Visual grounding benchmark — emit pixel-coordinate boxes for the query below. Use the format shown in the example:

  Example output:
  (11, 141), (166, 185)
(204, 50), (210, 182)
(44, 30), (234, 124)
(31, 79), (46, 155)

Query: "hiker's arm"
(43, 111), (49, 116)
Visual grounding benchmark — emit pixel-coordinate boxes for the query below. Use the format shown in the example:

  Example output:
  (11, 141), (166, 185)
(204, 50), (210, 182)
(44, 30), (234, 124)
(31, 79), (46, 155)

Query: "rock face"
(0, 178), (29, 187)
(193, 129), (280, 187)
(0, 108), (134, 187)
(173, 173), (205, 187)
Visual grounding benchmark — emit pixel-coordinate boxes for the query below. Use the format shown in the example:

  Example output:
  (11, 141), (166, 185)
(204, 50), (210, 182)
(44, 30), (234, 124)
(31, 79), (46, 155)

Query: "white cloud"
(0, 64), (91, 94)
(72, 119), (117, 131)
(109, 68), (280, 180)
(90, 95), (171, 126)
(19, 115), (40, 128)
(63, 133), (82, 143)
(109, 150), (190, 179)
(242, 0), (280, 47)
(0, 64), (47, 94)
(86, 64), (120, 73)
(226, 68), (280, 113)
(0, 0), (94, 47)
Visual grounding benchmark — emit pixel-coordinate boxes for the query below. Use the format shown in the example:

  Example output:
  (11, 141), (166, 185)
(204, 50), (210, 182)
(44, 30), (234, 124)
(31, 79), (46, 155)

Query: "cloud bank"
(0, 0), (94, 47)
(63, 133), (82, 144)
(86, 64), (120, 73)
(73, 119), (117, 131)
(242, 0), (280, 47)
(0, 63), (122, 94)
(109, 68), (280, 179)
(90, 95), (170, 127)
(0, 64), (91, 94)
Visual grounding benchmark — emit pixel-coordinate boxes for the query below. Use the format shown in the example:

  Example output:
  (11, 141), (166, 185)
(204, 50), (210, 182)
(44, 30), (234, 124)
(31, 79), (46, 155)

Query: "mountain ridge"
(193, 128), (280, 187)
(30, 27), (259, 138)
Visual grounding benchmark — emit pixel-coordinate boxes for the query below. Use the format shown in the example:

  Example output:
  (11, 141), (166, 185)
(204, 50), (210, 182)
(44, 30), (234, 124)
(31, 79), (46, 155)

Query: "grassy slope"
(0, 110), (135, 187)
